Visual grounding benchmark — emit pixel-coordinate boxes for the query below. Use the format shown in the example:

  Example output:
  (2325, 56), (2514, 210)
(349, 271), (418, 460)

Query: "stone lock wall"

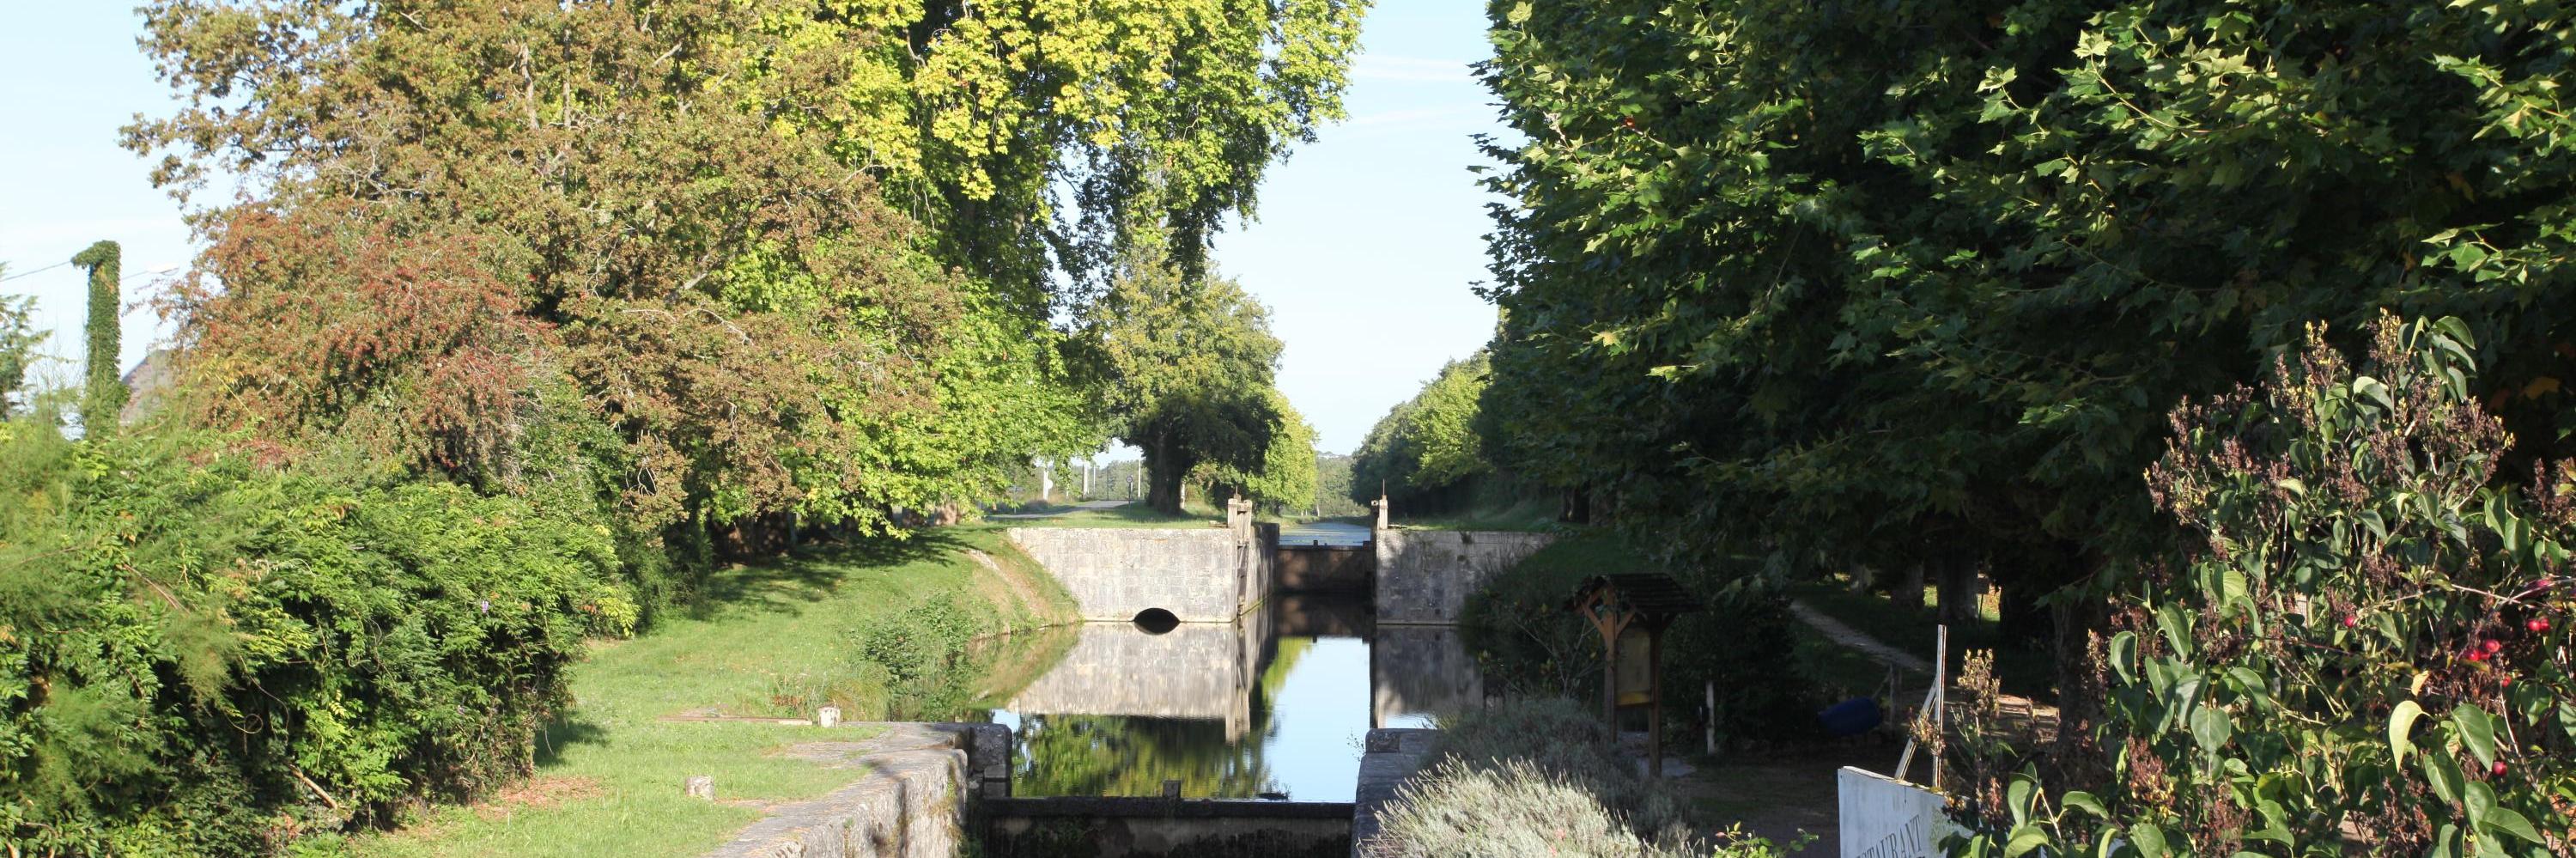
(702, 722), (1012, 858)
(1005, 527), (1260, 622)
(1371, 530), (1556, 625)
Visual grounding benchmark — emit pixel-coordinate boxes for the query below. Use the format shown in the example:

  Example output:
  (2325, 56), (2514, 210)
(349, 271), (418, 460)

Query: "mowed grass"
(990, 500), (1226, 529)
(1387, 496), (1564, 532)
(356, 528), (1073, 858)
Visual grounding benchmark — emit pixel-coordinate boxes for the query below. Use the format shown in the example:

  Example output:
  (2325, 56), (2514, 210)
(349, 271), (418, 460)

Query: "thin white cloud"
(1344, 106), (1485, 129)
(1352, 55), (1475, 84)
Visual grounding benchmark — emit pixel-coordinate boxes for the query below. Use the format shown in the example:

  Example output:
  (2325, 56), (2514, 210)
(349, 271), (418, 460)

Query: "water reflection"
(977, 594), (1479, 800)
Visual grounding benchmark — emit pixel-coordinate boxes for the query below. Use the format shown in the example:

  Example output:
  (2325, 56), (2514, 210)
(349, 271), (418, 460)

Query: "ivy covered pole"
(70, 240), (125, 435)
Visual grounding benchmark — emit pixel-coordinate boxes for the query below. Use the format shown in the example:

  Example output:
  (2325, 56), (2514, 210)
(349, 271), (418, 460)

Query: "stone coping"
(1349, 728), (1439, 857)
(700, 721), (1012, 858)
(981, 797), (1355, 819)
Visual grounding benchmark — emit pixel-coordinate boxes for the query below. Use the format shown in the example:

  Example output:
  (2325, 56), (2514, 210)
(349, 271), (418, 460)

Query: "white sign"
(1838, 766), (1953, 858)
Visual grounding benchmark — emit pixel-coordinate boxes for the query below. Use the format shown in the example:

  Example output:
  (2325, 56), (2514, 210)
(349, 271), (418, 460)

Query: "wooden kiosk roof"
(1566, 573), (1704, 619)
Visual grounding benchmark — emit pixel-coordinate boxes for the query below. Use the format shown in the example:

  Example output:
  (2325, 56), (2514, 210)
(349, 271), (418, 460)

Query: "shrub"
(1947, 317), (2576, 856)
(0, 425), (634, 854)
(1364, 698), (1792, 858)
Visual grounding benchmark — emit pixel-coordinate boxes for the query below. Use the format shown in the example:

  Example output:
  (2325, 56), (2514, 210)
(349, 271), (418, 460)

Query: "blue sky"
(0, 2), (1508, 455)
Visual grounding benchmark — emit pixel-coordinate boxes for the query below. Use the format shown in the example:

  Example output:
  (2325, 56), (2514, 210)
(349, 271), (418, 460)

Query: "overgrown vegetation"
(1947, 319), (2575, 855)
(0, 425), (635, 854)
(67, 241), (122, 435)
(1363, 699), (1795, 858)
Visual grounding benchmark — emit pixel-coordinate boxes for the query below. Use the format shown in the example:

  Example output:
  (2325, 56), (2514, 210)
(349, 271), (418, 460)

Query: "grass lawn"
(354, 528), (1073, 858)
(988, 501), (1226, 529)
(1386, 496), (1563, 532)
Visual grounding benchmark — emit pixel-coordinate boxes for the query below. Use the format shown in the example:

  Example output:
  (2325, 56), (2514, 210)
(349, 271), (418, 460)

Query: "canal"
(976, 521), (1474, 801)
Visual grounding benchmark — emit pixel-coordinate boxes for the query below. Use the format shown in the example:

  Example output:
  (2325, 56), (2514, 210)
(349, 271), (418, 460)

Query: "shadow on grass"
(680, 531), (973, 623)
(533, 715), (613, 770)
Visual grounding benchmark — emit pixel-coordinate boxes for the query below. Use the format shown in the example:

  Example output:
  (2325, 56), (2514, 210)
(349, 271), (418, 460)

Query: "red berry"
(2500, 674), (2514, 688)
(2530, 618), (2552, 633)
(2482, 639), (2504, 654)
(2467, 650), (2488, 662)
(1621, 117), (1637, 129)
(2492, 760), (2507, 777)
(2341, 614), (2359, 628)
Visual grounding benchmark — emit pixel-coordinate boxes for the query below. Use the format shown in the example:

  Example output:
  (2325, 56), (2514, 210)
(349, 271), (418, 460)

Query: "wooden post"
(1932, 624), (1947, 789)
(1704, 680), (1717, 756)
(1646, 626), (1664, 778)
(1601, 618), (1620, 727)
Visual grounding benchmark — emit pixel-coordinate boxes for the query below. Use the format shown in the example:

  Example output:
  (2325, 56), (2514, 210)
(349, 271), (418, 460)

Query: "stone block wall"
(1371, 531), (1555, 625)
(1005, 527), (1256, 622)
(703, 723), (979, 858)
(1273, 545), (1373, 594)
(1347, 728), (1438, 857)
(978, 797), (1352, 858)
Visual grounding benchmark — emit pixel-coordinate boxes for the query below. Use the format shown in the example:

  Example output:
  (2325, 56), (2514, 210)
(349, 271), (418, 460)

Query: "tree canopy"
(1352, 352), (1495, 512)
(1476, 0), (2576, 634)
(1082, 234), (1287, 514)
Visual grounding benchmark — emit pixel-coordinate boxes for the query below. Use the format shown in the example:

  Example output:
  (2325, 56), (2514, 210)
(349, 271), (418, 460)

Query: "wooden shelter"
(1568, 573), (1703, 776)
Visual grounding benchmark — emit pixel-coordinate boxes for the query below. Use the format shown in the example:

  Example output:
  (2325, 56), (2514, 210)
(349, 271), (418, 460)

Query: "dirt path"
(1789, 601), (1932, 674)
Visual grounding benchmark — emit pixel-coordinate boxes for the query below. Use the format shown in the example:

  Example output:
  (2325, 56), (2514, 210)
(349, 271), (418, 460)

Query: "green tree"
(1477, 0), (2576, 700)
(69, 241), (123, 435)
(1352, 353), (1493, 512)
(125, 1), (1097, 590)
(750, 0), (1371, 300)
(1312, 452), (1364, 517)
(1084, 236), (1285, 514)
(0, 287), (41, 421)
(1204, 390), (1319, 514)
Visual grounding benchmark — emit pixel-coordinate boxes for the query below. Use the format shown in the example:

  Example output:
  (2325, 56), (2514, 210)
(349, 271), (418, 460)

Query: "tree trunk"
(1936, 557), (1975, 625)
(1560, 484), (1593, 524)
(1144, 440), (1188, 514)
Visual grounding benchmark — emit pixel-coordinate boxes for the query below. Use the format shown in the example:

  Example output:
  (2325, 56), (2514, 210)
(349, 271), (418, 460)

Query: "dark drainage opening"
(1132, 608), (1180, 634)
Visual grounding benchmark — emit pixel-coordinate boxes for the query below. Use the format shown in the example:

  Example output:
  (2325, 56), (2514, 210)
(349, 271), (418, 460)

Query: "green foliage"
(1363, 698), (1794, 858)
(1084, 232), (1288, 514)
(0, 424), (632, 854)
(1458, 532), (1813, 749)
(1475, 0), (2576, 653)
(1947, 318), (2576, 856)
(1311, 453), (1368, 517)
(744, 0), (1370, 298)
(1204, 391), (1320, 514)
(1351, 352), (1495, 512)
(69, 240), (124, 435)
(129, 1), (1100, 575)
(0, 290), (42, 421)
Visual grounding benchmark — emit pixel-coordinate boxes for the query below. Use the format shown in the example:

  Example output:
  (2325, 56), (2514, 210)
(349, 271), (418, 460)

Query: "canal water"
(977, 521), (1475, 801)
